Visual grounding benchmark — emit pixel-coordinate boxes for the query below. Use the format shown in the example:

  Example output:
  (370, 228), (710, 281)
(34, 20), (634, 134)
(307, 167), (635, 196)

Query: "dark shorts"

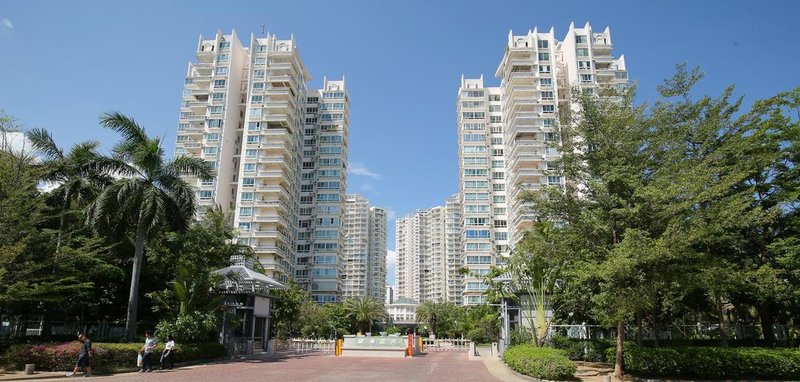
(77, 355), (90, 368)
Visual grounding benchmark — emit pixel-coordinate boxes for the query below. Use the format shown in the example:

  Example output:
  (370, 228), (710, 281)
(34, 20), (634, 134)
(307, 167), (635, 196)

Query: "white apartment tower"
(367, 206), (388, 301)
(296, 78), (350, 302)
(176, 30), (351, 300)
(177, 31), (249, 219)
(444, 194), (463, 305)
(343, 195), (388, 300)
(496, 22), (627, 246)
(343, 194), (369, 298)
(395, 206), (454, 304)
(457, 76), (509, 305)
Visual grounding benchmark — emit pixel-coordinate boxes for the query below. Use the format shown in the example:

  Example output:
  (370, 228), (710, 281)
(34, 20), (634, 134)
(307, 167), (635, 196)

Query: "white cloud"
(385, 250), (397, 287)
(361, 183), (376, 193)
(349, 162), (381, 179)
(1, 18), (13, 30)
(385, 209), (397, 221)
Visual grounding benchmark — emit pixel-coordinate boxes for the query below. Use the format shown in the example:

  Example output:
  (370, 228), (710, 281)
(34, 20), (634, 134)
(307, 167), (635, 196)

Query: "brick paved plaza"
(76, 352), (503, 382)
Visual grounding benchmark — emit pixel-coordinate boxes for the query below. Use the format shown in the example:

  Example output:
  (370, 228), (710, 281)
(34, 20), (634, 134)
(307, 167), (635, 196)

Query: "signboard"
(341, 336), (407, 350)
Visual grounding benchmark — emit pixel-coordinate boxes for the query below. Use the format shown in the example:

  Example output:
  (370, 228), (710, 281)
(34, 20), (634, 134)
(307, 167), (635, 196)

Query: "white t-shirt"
(165, 340), (175, 351)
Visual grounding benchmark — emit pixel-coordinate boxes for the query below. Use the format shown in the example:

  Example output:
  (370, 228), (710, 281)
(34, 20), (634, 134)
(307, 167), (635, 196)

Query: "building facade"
(343, 195), (388, 300)
(367, 206), (388, 300)
(456, 76), (508, 305)
(395, 206), (457, 304)
(497, 22), (627, 246)
(175, 30), (352, 302)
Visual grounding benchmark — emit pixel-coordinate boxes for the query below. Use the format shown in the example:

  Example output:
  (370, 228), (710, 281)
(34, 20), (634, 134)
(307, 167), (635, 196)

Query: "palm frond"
(99, 112), (149, 159)
(167, 155), (215, 180)
(25, 128), (64, 160)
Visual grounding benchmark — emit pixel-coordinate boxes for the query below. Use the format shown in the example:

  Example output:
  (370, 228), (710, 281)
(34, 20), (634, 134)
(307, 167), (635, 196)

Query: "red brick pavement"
(77, 352), (503, 382)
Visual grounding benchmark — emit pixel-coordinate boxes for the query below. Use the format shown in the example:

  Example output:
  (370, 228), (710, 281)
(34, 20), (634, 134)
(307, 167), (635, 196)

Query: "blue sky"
(2, 0), (798, 285)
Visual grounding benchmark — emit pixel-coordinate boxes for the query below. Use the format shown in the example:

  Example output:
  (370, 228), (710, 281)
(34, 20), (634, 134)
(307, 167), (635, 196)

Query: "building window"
(576, 48), (589, 57)
(239, 207), (253, 217)
(242, 178), (255, 187)
(209, 106), (223, 114)
(238, 222), (251, 232)
(541, 91), (554, 100)
(540, 78), (553, 87)
(538, 52), (550, 61)
(213, 79), (226, 88)
(548, 176), (562, 185)
(537, 39), (549, 49)
(251, 95), (263, 104)
(575, 35), (588, 44)
(243, 163), (256, 173)
(246, 135), (259, 144)
(245, 149), (258, 158)
(212, 93), (225, 101)
(580, 74), (593, 83)
(542, 105), (555, 114)
(215, 67), (229, 75)
(539, 65), (551, 73)
(198, 190), (213, 200)
(240, 192), (254, 201)
(217, 54), (230, 63)
(205, 133), (220, 142)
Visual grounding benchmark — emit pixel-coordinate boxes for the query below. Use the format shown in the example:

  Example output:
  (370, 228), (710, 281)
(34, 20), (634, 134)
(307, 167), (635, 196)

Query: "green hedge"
(551, 336), (614, 362)
(606, 346), (800, 379)
(1, 342), (226, 372)
(503, 345), (577, 381)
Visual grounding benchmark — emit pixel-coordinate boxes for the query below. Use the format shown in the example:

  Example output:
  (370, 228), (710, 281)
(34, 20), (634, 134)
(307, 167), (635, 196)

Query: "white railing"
(421, 338), (472, 352)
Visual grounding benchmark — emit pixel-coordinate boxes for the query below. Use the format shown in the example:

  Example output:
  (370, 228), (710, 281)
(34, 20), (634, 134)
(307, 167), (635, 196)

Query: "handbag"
(136, 353), (143, 367)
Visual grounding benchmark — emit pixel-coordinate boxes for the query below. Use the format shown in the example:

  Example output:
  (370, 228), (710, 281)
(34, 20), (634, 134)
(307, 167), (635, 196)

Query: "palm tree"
(344, 296), (385, 335)
(416, 301), (457, 338)
(173, 265), (224, 316)
(87, 112), (213, 342)
(25, 128), (122, 257)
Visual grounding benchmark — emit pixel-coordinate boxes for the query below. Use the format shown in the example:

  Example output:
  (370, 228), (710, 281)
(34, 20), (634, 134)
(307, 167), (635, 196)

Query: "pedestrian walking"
(66, 333), (92, 378)
(139, 330), (158, 372)
(161, 335), (175, 370)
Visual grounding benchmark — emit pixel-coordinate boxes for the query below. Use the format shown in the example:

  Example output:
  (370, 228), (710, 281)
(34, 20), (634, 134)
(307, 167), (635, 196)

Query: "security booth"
(213, 263), (284, 356)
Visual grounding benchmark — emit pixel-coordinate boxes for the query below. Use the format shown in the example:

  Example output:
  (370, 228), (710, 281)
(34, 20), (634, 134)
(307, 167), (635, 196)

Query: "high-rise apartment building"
(447, 22), (629, 305)
(395, 205), (456, 304)
(175, 30), (351, 302)
(457, 77), (508, 305)
(343, 195), (388, 299)
(343, 194), (369, 297)
(367, 206), (388, 300)
(497, 22), (627, 246)
(444, 194), (463, 305)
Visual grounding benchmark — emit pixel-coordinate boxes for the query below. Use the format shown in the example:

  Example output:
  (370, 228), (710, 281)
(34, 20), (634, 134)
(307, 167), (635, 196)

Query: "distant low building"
(386, 298), (418, 328)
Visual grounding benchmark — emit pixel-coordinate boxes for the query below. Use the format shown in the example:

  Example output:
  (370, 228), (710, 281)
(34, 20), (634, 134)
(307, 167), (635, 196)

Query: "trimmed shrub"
(503, 345), (577, 381)
(551, 336), (615, 363)
(1, 341), (226, 372)
(606, 346), (800, 380)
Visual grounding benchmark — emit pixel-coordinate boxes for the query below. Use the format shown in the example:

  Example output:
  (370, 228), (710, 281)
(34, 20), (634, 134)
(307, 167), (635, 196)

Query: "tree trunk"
(759, 304), (776, 347)
(636, 312), (643, 347)
(652, 314), (660, 348)
(614, 320), (625, 379)
(716, 296), (728, 347)
(125, 220), (148, 342)
(54, 192), (70, 259)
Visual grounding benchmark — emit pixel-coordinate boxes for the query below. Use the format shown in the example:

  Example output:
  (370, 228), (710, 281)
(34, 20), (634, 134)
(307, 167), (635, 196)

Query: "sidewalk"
(0, 370), (68, 381)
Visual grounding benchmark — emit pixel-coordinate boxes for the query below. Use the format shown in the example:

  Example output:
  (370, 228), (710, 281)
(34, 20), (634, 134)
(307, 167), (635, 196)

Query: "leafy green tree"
(416, 301), (461, 338)
(270, 280), (311, 340)
(344, 296), (385, 335)
(503, 222), (565, 346)
(87, 112), (213, 342)
(25, 128), (122, 257)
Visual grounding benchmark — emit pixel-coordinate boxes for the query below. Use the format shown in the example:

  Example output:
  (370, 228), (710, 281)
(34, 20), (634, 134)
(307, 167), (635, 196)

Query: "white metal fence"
(421, 338), (472, 352)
